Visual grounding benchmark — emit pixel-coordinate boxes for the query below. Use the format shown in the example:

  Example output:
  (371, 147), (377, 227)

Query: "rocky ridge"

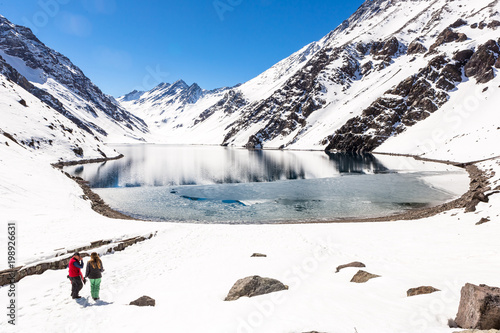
(117, 0), (500, 154)
(0, 14), (147, 141)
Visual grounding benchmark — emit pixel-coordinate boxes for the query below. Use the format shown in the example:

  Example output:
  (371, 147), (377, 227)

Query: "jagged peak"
(119, 89), (146, 102)
(170, 79), (189, 89)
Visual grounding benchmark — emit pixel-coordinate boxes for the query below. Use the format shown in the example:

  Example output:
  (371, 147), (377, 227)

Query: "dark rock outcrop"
(350, 270), (380, 283)
(455, 283), (500, 330)
(224, 275), (288, 301)
(488, 21), (500, 29)
(251, 253), (267, 257)
(453, 49), (475, 64)
(407, 286), (440, 297)
(324, 54), (459, 152)
(222, 44), (353, 148)
(130, 296), (156, 307)
(335, 261), (366, 273)
(453, 330), (500, 333)
(429, 28), (467, 53)
(450, 19), (468, 28)
(464, 40), (500, 83)
(407, 40), (427, 55)
(476, 217), (491, 225)
(194, 90), (247, 126)
(371, 37), (401, 57)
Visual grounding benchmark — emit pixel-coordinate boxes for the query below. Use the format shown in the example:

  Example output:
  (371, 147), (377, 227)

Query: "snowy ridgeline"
(117, 0), (500, 162)
(1, 0), (500, 162)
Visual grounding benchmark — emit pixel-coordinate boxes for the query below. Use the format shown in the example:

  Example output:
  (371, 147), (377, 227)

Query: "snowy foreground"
(1, 138), (500, 333)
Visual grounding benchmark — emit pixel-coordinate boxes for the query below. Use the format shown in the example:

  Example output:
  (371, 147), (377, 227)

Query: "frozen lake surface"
(64, 145), (469, 223)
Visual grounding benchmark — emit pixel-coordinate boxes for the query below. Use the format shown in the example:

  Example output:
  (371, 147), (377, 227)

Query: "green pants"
(90, 278), (101, 299)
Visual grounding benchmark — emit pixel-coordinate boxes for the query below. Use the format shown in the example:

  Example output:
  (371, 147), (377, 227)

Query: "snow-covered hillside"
(119, 0), (500, 159)
(0, 14), (148, 154)
(2, 115), (500, 333)
(0, 74), (117, 161)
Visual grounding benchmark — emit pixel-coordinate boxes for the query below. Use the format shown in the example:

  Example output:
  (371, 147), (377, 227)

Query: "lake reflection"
(67, 145), (390, 188)
(64, 145), (467, 223)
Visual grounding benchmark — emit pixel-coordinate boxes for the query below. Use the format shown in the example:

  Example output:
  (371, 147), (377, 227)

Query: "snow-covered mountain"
(0, 14), (148, 159)
(117, 80), (234, 138)
(119, 0), (500, 161)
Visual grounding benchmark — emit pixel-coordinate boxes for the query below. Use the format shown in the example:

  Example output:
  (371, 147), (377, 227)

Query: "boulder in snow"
(476, 218), (491, 225)
(129, 296), (156, 307)
(407, 286), (440, 297)
(455, 283), (500, 329)
(453, 330), (500, 333)
(335, 261), (366, 273)
(251, 253), (267, 257)
(224, 275), (288, 301)
(350, 270), (380, 283)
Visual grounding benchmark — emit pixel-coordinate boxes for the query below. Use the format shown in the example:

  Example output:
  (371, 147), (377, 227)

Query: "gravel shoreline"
(53, 154), (494, 224)
(52, 155), (139, 220)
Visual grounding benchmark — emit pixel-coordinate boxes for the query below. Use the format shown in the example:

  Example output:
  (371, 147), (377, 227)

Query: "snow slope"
(0, 14), (148, 145)
(376, 79), (500, 163)
(0, 75), (117, 161)
(1, 130), (499, 332)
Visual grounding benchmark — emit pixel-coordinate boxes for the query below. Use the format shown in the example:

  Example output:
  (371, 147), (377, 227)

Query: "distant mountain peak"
(120, 89), (146, 102)
(172, 79), (188, 87)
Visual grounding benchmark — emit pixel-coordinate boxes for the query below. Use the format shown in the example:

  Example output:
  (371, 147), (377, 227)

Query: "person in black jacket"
(85, 252), (104, 301)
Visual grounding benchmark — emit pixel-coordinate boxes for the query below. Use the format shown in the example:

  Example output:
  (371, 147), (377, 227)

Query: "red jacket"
(68, 257), (83, 278)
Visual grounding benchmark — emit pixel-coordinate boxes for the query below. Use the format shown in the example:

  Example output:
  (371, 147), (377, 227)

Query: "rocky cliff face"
(0, 14), (147, 140)
(117, 0), (500, 152)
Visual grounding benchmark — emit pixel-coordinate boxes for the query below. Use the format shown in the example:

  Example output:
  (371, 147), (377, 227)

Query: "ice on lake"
(65, 145), (469, 223)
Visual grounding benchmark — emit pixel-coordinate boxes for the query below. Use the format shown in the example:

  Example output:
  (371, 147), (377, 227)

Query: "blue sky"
(0, 0), (364, 96)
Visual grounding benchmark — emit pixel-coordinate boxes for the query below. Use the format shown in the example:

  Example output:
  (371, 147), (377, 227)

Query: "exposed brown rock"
(407, 286), (440, 297)
(450, 19), (468, 28)
(324, 54), (459, 152)
(130, 296), (155, 307)
(454, 49), (475, 64)
(407, 40), (427, 55)
(464, 40), (500, 83)
(473, 192), (489, 203)
(429, 28), (468, 52)
(251, 253), (267, 257)
(371, 37), (400, 57)
(225, 276), (288, 301)
(350, 270), (380, 283)
(453, 330), (500, 333)
(476, 217), (491, 225)
(455, 283), (500, 329)
(335, 261), (366, 273)
(360, 61), (373, 75)
(488, 21), (500, 29)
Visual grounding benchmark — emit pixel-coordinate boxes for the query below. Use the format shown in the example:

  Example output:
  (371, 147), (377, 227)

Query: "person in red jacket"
(68, 252), (85, 299)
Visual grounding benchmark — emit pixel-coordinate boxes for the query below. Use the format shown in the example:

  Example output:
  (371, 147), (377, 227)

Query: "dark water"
(64, 145), (467, 223)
